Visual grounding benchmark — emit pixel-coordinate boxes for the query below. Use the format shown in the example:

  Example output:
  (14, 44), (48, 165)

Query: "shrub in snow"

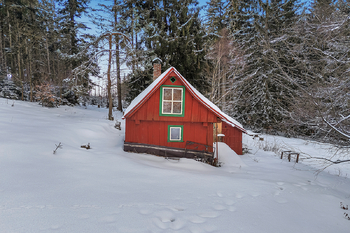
(35, 83), (58, 107)
(62, 90), (79, 106)
(0, 79), (24, 100)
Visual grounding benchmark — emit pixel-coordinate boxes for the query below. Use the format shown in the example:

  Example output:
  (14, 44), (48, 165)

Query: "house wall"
(221, 121), (243, 155)
(125, 120), (214, 151)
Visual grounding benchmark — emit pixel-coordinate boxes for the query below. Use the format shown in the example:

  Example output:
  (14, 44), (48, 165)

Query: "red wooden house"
(123, 66), (246, 162)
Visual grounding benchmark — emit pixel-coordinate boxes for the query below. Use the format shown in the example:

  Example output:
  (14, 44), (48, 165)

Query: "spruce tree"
(205, 0), (227, 36)
(230, 0), (302, 133)
(143, 0), (207, 92)
(57, 0), (96, 99)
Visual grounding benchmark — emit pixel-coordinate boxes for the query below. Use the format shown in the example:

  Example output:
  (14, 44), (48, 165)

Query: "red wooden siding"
(221, 121), (243, 155)
(125, 120), (213, 150)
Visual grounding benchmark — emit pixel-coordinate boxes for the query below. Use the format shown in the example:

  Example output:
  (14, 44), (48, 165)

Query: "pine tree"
(143, 0), (208, 92)
(288, 0), (350, 141)
(57, 0), (96, 100)
(230, 0), (302, 132)
(205, 0), (227, 36)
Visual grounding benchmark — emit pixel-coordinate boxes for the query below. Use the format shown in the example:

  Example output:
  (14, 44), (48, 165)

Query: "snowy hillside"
(1, 99), (350, 233)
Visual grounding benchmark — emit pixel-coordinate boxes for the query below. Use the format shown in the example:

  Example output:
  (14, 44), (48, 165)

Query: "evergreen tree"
(143, 0), (208, 92)
(57, 0), (96, 99)
(230, 0), (302, 132)
(205, 0), (227, 35)
(288, 0), (350, 141)
(57, 0), (89, 56)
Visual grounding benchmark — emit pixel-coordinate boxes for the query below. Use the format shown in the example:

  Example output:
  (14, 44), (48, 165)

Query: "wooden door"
(213, 122), (222, 142)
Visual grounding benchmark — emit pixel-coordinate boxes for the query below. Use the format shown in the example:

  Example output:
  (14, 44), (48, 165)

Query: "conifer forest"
(0, 0), (349, 145)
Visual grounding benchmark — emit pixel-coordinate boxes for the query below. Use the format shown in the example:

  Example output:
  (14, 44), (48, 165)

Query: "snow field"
(0, 99), (350, 233)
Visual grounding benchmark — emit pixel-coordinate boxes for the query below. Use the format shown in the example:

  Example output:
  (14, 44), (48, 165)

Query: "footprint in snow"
(216, 191), (223, 197)
(249, 192), (261, 197)
(212, 204), (226, 211)
(167, 206), (185, 212)
(225, 200), (235, 206)
(188, 215), (206, 224)
(154, 210), (176, 223)
(152, 216), (186, 230)
(274, 197), (288, 204)
(98, 215), (117, 223)
(139, 209), (153, 215)
(228, 206), (237, 212)
(198, 211), (220, 218)
(152, 217), (168, 230)
(293, 183), (308, 190)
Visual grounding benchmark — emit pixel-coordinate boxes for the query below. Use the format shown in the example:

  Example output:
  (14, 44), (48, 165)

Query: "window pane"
(163, 88), (172, 100)
(163, 102), (172, 113)
(170, 127), (181, 140)
(173, 102), (182, 114)
(173, 89), (182, 101)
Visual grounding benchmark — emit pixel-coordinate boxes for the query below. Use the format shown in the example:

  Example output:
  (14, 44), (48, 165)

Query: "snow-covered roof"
(123, 67), (246, 133)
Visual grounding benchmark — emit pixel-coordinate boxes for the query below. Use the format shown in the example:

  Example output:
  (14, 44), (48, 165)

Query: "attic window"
(160, 85), (185, 117)
(170, 77), (176, 83)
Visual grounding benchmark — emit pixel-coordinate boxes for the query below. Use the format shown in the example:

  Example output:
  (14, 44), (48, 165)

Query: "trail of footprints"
(2, 182), (314, 232)
(138, 192), (241, 232)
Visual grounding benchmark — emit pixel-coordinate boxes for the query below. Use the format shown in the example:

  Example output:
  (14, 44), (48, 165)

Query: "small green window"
(168, 125), (183, 142)
(159, 85), (185, 117)
(170, 77), (177, 83)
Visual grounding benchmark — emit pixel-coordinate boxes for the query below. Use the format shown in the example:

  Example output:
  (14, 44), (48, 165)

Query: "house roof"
(123, 67), (246, 133)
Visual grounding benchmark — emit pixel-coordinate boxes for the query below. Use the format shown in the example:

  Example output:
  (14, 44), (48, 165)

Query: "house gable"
(126, 70), (218, 123)
(124, 67), (246, 133)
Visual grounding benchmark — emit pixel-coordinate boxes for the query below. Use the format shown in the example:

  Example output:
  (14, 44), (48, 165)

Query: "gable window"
(160, 85), (185, 117)
(168, 125), (183, 142)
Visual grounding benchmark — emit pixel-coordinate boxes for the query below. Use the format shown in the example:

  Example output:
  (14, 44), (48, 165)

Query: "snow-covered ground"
(1, 99), (350, 233)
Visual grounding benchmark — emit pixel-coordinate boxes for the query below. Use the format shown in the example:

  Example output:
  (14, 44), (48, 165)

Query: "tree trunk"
(107, 34), (114, 120)
(46, 36), (50, 79)
(0, 23), (3, 72)
(221, 69), (226, 110)
(114, 0), (122, 111)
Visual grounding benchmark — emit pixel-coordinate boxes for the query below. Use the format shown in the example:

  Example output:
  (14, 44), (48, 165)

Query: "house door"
(213, 122), (223, 142)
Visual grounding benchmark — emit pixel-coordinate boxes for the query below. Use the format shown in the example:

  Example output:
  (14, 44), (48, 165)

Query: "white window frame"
(161, 87), (184, 115)
(168, 125), (183, 142)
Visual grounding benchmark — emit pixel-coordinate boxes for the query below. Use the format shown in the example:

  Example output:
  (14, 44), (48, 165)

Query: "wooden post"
(216, 123), (218, 161)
